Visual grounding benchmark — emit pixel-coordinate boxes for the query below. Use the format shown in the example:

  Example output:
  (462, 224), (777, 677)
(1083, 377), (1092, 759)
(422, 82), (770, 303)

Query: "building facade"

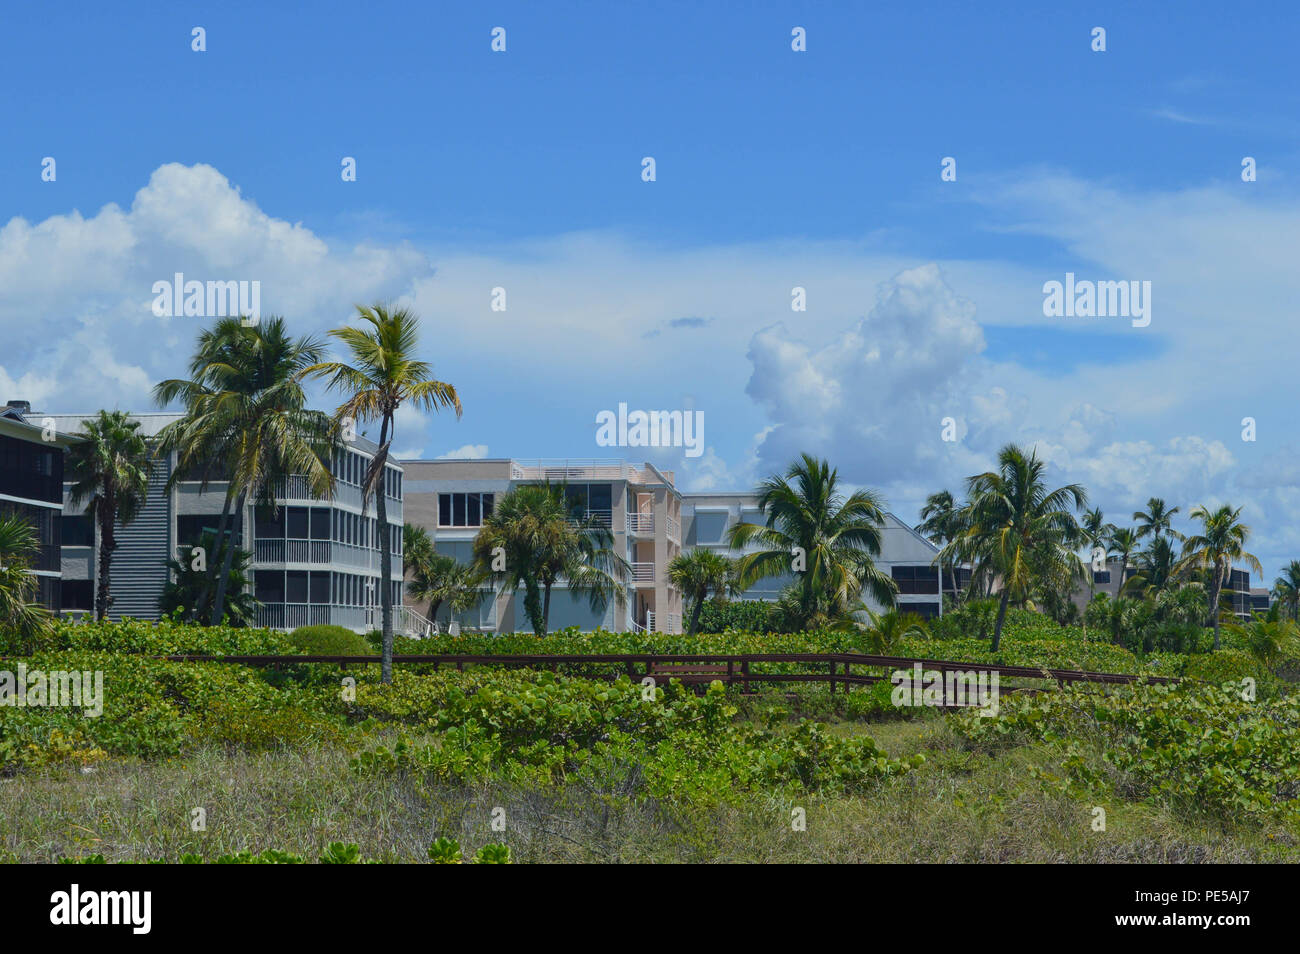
(401, 460), (945, 634)
(681, 492), (947, 619)
(402, 459), (684, 633)
(0, 401), (79, 612)
(42, 411), (405, 631)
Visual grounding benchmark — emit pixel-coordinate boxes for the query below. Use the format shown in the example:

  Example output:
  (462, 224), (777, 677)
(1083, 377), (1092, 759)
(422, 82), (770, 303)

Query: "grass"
(3, 714), (1293, 863)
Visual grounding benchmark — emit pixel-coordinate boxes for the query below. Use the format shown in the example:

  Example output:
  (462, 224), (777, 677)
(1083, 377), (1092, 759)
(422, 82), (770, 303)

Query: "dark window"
(438, 494), (451, 526)
(589, 484), (612, 511)
(286, 571), (309, 603)
(467, 493), (480, 526)
(0, 433), (64, 504)
(310, 507), (330, 541)
(61, 514), (94, 547)
(286, 506), (309, 539)
(891, 565), (939, 595)
(255, 508), (284, 539)
(1093, 570), (1112, 584)
(177, 514), (242, 550)
(62, 579), (93, 611)
(482, 493), (494, 520)
(254, 570), (284, 603)
(907, 602), (941, 620)
(452, 494), (466, 526)
(309, 571), (330, 605)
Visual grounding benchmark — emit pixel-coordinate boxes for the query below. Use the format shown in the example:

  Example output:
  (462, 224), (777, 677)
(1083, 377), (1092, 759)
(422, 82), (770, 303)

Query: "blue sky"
(3, 1), (1300, 580)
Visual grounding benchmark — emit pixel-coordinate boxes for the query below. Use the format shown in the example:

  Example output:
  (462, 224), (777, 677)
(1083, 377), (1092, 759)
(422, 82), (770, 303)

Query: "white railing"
(665, 515), (680, 542)
(665, 613), (680, 633)
(567, 508), (613, 528)
(512, 459), (632, 481)
(626, 512), (654, 535)
(645, 610), (656, 632)
(631, 562), (654, 584)
(395, 605), (437, 637)
(255, 539), (348, 565)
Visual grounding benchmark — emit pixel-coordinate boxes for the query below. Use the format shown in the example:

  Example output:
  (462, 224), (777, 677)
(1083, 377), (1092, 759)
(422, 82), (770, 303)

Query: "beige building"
(402, 459), (683, 633)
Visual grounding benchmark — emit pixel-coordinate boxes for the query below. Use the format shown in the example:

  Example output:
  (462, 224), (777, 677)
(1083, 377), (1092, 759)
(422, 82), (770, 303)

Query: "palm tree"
(304, 304), (461, 681)
(0, 511), (54, 650)
(408, 552), (486, 628)
(916, 490), (965, 603)
(473, 483), (627, 637)
(66, 410), (152, 620)
(1178, 504), (1262, 650)
(944, 443), (1087, 652)
(1107, 527), (1142, 593)
(1079, 507), (1114, 636)
(1272, 560), (1300, 622)
(668, 549), (733, 635)
(1225, 611), (1300, 669)
(728, 454), (897, 631)
(1130, 535), (1179, 596)
(1134, 497), (1182, 542)
(857, 608), (929, 654)
(156, 317), (337, 625)
(159, 530), (260, 626)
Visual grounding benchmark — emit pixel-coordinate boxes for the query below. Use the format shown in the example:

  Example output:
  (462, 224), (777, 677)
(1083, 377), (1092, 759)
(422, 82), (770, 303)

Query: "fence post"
(829, 659), (836, 694)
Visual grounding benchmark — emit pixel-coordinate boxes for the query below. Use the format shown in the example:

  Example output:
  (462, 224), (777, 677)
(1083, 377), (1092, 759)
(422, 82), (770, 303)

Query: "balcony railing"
(512, 459), (637, 482)
(567, 508), (612, 529)
(626, 513), (654, 535)
(665, 515), (680, 542)
(253, 539), (400, 574)
(631, 562), (655, 585)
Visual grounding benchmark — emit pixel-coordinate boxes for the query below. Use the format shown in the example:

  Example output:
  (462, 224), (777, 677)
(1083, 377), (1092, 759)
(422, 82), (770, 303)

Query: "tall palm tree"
(1271, 560), (1300, 622)
(159, 530), (260, 626)
(1130, 535), (1179, 596)
(943, 443), (1087, 652)
(472, 483), (626, 637)
(916, 489), (964, 603)
(0, 512), (54, 650)
(1134, 497), (1182, 542)
(66, 410), (152, 620)
(668, 549), (733, 635)
(1079, 507), (1114, 636)
(305, 304), (460, 681)
(728, 454), (897, 630)
(1178, 504), (1262, 650)
(1107, 526), (1142, 593)
(157, 317), (337, 626)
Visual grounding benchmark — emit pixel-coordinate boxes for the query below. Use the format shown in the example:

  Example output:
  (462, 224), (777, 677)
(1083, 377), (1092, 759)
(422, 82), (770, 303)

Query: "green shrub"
(32, 618), (293, 656)
(696, 600), (773, 633)
(288, 625), (372, 656)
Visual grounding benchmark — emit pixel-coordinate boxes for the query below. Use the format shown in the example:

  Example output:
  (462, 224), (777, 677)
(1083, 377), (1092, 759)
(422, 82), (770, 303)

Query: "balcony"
(512, 459), (641, 482)
(665, 515), (680, 543)
(626, 512), (654, 535)
(567, 508), (612, 529)
(630, 562), (655, 586)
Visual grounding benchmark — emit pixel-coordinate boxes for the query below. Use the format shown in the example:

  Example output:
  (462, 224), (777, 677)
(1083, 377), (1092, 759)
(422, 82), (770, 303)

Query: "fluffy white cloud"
(436, 444), (490, 460)
(743, 264), (986, 482)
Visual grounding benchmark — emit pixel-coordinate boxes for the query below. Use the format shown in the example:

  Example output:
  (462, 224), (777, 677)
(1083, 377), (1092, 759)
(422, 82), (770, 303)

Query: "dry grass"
(2, 721), (1292, 863)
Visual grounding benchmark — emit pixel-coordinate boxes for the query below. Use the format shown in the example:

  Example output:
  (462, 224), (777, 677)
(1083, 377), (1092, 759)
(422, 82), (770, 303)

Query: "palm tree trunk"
(1210, 568), (1223, 651)
(196, 490), (234, 618)
(210, 489), (246, 625)
(990, 587), (1011, 652)
(376, 414), (394, 684)
(541, 581), (552, 637)
(688, 592), (705, 635)
(95, 497), (116, 621)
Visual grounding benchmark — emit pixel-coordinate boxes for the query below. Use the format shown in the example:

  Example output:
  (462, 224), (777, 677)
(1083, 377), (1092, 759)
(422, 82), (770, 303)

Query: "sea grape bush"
(951, 682), (1300, 824)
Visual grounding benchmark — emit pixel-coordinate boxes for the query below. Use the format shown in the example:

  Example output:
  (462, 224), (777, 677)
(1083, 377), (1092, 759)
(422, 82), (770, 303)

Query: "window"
(61, 514), (94, 547)
(255, 508), (284, 539)
(438, 493), (494, 528)
(1093, 570), (1112, 584)
(286, 506), (309, 539)
(309, 571), (330, 605)
(691, 511), (729, 545)
(310, 507), (330, 541)
(907, 602), (941, 620)
(891, 565), (939, 595)
(286, 571), (309, 603)
(62, 579), (93, 611)
(255, 570), (285, 604)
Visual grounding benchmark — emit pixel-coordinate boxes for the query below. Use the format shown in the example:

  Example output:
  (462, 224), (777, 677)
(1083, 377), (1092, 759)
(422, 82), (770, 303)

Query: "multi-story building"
(41, 411), (405, 631)
(0, 401), (79, 612)
(1070, 556), (1265, 619)
(401, 460), (946, 633)
(403, 459), (683, 633)
(682, 492), (947, 619)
